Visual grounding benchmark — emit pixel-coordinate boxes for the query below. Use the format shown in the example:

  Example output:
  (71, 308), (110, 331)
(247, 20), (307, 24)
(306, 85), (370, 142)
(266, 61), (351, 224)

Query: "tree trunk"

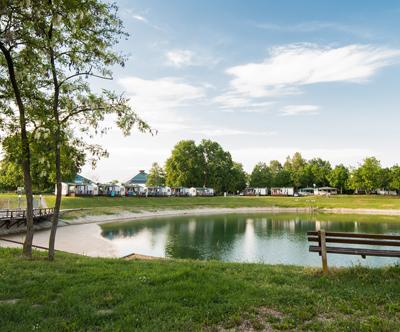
(0, 43), (34, 256)
(48, 35), (60, 261)
(48, 144), (61, 260)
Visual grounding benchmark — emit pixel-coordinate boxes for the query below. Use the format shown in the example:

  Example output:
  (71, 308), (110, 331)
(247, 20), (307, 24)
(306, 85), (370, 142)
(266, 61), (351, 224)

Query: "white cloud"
(278, 105), (319, 116)
(165, 49), (221, 68)
(225, 43), (400, 98)
(132, 14), (149, 23)
(213, 92), (276, 113)
(117, 76), (206, 132)
(192, 126), (277, 137)
(166, 50), (195, 67)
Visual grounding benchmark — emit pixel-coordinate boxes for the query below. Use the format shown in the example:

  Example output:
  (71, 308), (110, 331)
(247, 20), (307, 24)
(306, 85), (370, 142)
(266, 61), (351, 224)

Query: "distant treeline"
(146, 140), (400, 195)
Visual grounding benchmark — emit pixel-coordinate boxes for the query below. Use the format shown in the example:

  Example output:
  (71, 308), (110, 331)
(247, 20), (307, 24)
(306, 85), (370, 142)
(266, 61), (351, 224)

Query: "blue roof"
(75, 174), (92, 184)
(126, 171), (148, 185)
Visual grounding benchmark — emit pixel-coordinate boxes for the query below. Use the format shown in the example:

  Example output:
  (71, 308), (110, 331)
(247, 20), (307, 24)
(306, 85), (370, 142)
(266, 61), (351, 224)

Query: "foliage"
(390, 164), (400, 190)
(199, 139), (233, 192)
(146, 162), (166, 187)
(0, 143), (84, 190)
(272, 170), (293, 187)
(250, 162), (272, 187)
(310, 158), (332, 187)
(269, 160), (283, 175)
(357, 157), (382, 194)
(165, 140), (204, 188)
(228, 162), (247, 193)
(328, 164), (349, 194)
(165, 140), (238, 193)
(284, 152), (306, 173)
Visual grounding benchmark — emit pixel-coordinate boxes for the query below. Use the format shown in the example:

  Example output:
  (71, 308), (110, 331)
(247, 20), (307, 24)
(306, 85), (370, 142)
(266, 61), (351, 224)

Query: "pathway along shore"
(2, 206), (400, 237)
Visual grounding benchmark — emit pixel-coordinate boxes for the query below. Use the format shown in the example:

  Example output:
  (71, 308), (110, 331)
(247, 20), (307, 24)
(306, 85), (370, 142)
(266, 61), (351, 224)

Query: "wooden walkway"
(0, 208), (54, 229)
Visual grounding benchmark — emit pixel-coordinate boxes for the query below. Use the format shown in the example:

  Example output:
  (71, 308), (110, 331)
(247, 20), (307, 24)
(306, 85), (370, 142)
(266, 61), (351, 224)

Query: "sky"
(80, 0), (400, 183)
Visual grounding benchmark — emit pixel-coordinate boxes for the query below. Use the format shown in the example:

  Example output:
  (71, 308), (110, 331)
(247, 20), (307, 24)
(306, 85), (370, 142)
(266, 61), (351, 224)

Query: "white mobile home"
(93, 184), (121, 196)
(244, 187), (268, 196)
(299, 188), (314, 196)
(170, 187), (189, 197)
(314, 187), (338, 195)
(271, 187), (294, 196)
(377, 188), (397, 196)
(189, 187), (214, 197)
(56, 183), (94, 197)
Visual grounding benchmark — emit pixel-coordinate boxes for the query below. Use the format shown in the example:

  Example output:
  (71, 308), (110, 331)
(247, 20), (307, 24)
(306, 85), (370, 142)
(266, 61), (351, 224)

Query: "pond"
(100, 212), (400, 267)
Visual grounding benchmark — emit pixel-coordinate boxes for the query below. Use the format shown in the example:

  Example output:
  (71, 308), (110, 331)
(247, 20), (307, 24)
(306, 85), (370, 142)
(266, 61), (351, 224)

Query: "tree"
(228, 162), (247, 194)
(1, 0), (152, 259)
(198, 139), (233, 192)
(390, 165), (400, 190)
(0, 141), (85, 191)
(377, 168), (392, 190)
(146, 162), (166, 187)
(272, 170), (293, 187)
(269, 160), (283, 175)
(352, 157), (382, 194)
(284, 152), (306, 173)
(328, 164), (349, 194)
(310, 158), (332, 187)
(0, 1), (41, 255)
(165, 140), (204, 188)
(250, 162), (273, 188)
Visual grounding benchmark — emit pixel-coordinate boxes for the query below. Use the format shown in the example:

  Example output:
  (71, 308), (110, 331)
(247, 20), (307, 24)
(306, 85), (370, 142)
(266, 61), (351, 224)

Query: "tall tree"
(198, 139), (233, 192)
(328, 164), (349, 194)
(353, 157), (382, 194)
(284, 152), (306, 174)
(269, 160), (283, 175)
(0, 1), (46, 255)
(228, 162), (247, 194)
(310, 158), (332, 187)
(1, 0), (152, 259)
(390, 165), (400, 190)
(165, 140), (204, 188)
(250, 162), (273, 188)
(146, 162), (166, 187)
(272, 170), (293, 187)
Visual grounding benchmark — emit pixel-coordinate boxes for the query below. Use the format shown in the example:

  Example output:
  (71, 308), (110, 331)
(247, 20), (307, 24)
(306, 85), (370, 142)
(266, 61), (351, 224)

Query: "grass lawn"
(40, 194), (400, 211)
(1, 247), (399, 331)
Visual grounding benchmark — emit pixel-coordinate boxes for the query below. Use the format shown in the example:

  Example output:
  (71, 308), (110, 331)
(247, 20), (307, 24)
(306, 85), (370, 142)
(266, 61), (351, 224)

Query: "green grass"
(1, 247), (400, 331)
(41, 194), (400, 211)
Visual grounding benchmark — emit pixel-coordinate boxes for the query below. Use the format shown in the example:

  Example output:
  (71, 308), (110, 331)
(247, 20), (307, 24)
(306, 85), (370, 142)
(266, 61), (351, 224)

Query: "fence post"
(318, 230), (328, 276)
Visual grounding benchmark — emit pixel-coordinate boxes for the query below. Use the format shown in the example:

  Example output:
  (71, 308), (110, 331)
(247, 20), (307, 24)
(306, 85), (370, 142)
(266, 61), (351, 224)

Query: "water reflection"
(100, 213), (400, 267)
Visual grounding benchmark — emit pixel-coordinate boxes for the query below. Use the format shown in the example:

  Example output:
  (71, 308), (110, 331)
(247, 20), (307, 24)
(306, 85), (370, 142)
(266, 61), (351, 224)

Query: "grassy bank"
(40, 194), (400, 211)
(1, 247), (399, 331)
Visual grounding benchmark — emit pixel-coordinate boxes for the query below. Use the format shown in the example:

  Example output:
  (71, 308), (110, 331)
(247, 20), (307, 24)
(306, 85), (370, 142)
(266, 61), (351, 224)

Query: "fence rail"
(0, 208), (54, 229)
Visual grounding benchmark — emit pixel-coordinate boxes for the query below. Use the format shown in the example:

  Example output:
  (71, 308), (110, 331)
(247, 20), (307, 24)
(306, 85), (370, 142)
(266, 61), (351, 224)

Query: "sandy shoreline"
(2, 206), (400, 237)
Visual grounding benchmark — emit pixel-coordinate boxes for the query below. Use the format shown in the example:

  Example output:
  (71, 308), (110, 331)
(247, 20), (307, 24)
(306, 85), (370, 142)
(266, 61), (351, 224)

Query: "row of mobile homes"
(189, 187), (214, 197)
(170, 187), (190, 197)
(377, 188), (398, 195)
(244, 187), (268, 196)
(123, 185), (145, 196)
(314, 187), (338, 195)
(271, 187), (294, 196)
(57, 183), (94, 197)
(299, 188), (314, 196)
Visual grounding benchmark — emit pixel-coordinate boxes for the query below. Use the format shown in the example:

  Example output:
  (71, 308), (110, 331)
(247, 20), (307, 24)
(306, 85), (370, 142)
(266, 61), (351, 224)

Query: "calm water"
(100, 213), (400, 267)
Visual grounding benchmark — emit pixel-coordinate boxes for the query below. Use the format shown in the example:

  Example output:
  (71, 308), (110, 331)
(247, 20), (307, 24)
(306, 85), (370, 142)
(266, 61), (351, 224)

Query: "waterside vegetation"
(39, 194), (400, 217)
(1, 247), (400, 331)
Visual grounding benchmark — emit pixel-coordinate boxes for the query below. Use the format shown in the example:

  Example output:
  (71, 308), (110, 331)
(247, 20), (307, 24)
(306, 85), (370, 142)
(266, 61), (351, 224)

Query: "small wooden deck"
(0, 208), (54, 229)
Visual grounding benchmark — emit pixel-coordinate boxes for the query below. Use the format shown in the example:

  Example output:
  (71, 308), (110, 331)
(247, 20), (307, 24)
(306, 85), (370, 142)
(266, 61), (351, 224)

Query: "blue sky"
(81, 0), (400, 182)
